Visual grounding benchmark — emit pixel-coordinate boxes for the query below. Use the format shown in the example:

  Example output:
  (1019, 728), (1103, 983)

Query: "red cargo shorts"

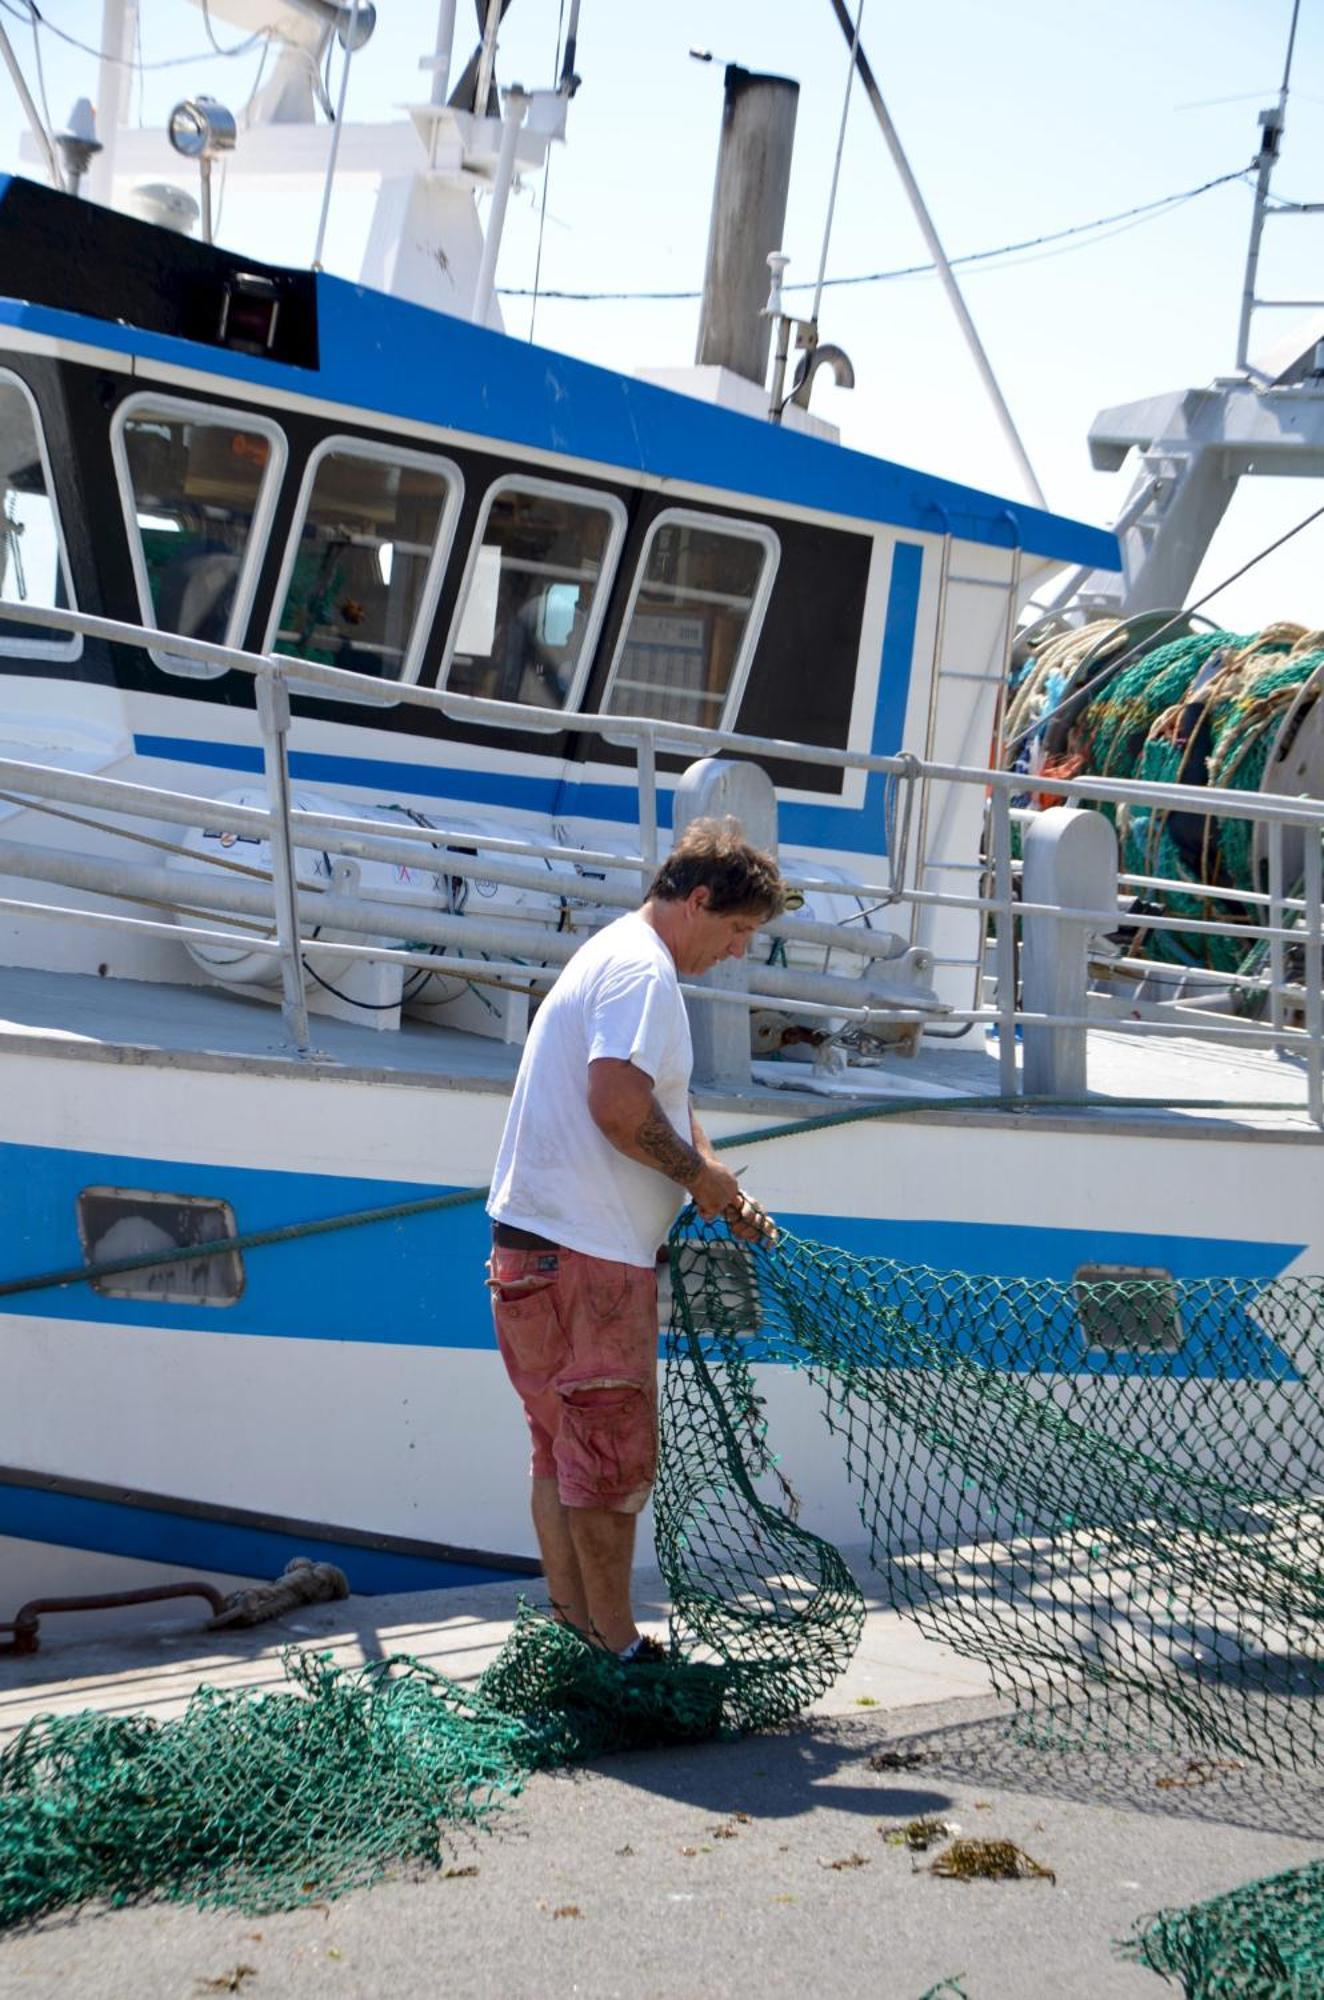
(488, 1243), (660, 1513)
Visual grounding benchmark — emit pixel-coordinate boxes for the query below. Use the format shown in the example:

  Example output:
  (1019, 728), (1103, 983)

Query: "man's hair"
(646, 816), (786, 918)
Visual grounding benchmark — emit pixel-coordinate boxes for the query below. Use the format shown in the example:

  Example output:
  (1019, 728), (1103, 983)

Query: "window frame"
(0, 368), (82, 663)
(438, 473), (628, 731)
(598, 507), (780, 740)
(261, 432), (464, 705)
(76, 1185), (245, 1308)
(110, 390), (288, 680)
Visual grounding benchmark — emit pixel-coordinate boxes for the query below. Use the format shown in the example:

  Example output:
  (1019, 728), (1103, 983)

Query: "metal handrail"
(7, 598), (1324, 827)
(1, 597), (1323, 1116)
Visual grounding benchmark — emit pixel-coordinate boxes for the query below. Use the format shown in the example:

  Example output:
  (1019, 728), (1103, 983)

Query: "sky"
(3, 0), (1324, 626)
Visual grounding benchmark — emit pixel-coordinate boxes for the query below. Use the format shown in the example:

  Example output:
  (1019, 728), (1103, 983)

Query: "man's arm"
(587, 1062), (777, 1240)
(587, 1059), (741, 1221)
(691, 1110), (778, 1244)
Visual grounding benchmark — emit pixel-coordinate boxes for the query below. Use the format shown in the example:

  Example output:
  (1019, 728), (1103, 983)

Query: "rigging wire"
(0, 0), (264, 69)
(809, 0), (863, 326)
(198, 0), (234, 60)
(312, 0), (365, 266)
(22, 0), (50, 136)
(527, 0), (568, 345)
(498, 166), (1251, 301)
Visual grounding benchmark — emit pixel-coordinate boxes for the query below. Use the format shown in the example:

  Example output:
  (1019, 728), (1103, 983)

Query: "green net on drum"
(2, 1216), (1321, 1938)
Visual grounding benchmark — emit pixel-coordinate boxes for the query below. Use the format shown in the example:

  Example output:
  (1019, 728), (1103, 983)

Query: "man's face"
(677, 889), (766, 975)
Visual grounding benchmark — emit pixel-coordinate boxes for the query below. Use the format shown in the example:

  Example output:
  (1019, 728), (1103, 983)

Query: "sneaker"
(620, 1634), (669, 1667)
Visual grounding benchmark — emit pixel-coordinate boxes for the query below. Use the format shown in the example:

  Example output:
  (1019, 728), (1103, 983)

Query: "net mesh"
(1122, 1857), (1324, 1999)
(2, 1217), (1321, 1968)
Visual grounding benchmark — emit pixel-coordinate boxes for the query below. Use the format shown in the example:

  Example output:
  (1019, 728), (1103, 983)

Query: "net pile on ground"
(1122, 1856), (1324, 1999)
(2, 1218), (1321, 1936)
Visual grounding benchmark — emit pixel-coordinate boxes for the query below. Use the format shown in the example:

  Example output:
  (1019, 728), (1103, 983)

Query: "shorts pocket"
(582, 1256), (631, 1321)
(558, 1386), (657, 1505)
(490, 1262), (566, 1376)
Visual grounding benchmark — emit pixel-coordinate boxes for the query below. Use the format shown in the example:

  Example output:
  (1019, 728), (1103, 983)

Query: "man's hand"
(722, 1187), (780, 1246)
(690, 1112), (778, 1246)
(687, 1157), (744, 1222)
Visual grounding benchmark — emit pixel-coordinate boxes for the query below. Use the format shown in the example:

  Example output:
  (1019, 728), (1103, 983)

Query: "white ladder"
(909, 521), (1023, 1012)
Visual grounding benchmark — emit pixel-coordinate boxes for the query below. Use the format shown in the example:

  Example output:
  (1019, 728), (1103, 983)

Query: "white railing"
(0, 598), (1322, 1122)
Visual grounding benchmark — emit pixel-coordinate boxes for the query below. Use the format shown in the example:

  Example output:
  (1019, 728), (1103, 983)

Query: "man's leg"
(565, 1502), (639, 1653)
(530, 1474), (589, 1633)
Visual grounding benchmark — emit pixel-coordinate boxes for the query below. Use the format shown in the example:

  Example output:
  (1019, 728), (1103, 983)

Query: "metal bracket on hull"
(0, 1579), (227, 1655)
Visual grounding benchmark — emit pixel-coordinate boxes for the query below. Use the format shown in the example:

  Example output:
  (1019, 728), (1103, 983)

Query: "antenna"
(54, 99), (103, 198)
(1234, 0), (1307, 375)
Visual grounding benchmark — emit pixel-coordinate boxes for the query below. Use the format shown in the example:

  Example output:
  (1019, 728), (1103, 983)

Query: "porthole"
(77, 1187), (244, 1305)
(1074, 1263), (1182, 1353)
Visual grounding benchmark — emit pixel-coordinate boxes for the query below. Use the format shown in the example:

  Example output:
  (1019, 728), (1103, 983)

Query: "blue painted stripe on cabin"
(134, 734), (892, 856)
(0, 192), (1119, 572)
(0, 1142), (1304, 1381)
(133, 736), (570, 818)
(0, 1482), (521, 1593)
(132, 538), (925, 857)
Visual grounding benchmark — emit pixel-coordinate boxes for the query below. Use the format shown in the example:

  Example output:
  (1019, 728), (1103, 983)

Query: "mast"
(87, 0), (134, 207)
(1235, 0), (1304, 375)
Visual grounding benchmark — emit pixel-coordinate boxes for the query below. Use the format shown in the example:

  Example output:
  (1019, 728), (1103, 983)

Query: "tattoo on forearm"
(636, 1104), (704, 1187)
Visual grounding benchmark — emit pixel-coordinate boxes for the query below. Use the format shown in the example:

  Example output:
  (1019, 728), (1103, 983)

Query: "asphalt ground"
(1, 1565), (1321, 2000)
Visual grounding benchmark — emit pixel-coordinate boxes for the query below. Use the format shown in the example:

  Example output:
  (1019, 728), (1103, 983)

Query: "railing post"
(255, 669), (311, 1055)
(1021, 806), (1117, 1099)
(636, 732), (659, 872)
(989, 785), (1018, 1096)
(1268, 818), (1285, 1037)
(1306, 825), (1323, 1127)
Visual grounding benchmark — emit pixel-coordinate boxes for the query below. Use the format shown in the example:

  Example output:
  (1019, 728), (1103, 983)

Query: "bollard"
(1021, 806), (1117, 1097)
(673, 758), (778, 1090)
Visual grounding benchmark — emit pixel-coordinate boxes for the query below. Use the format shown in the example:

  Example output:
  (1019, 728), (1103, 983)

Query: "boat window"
(441, 477), (626, 724)
(112, 394), (287, 679)
(0, 371), (80, 660)
(77, 1187), (244, 1306)
(265, 438), (462, 697)
(601, 512), (779, 734)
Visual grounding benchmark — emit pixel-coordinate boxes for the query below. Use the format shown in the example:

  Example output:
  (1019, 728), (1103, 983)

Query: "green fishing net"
(1123, 1857), (1324, 1999)
(1065, 626), (1324, 975)
(2, 1216), (1321, 1960)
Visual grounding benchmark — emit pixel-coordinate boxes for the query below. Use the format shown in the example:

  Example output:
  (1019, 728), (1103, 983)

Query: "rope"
(0, 1093), (1304, 1305)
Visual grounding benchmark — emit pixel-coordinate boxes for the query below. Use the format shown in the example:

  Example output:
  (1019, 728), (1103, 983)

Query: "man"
(487, 816), (784, 1660)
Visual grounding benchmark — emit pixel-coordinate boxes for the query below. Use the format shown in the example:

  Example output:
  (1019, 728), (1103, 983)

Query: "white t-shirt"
(487, 910), (694, 1267)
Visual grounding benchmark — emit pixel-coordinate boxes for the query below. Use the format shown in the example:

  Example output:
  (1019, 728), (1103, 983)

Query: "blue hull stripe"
(0, 1143), (1304, 1379)
(0, 1482), (520, 1594)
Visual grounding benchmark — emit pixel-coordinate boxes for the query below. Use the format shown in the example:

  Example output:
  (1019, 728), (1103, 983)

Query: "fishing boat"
(1, 0), (1321, 1642)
